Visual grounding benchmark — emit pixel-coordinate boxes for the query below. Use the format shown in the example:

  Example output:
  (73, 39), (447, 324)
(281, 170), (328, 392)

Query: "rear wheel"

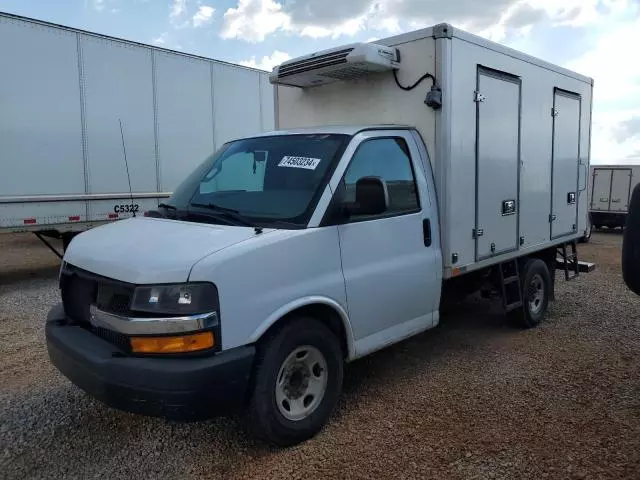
(247, 317), (343, 446)
(510, 258), (551, 328)
(582, 216), (592, 243)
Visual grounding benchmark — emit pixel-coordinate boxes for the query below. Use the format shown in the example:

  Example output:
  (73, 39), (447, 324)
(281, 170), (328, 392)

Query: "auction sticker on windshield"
(278, 156), (321, 170)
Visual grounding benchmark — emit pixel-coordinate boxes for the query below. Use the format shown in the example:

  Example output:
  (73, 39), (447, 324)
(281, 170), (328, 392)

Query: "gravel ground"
(1, 231), (638, 479)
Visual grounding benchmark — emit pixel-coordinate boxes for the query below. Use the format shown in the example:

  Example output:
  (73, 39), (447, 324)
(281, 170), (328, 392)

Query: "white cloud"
(565, 10), (640, 163)
(92, 0), (106, 11)
(219, 0), (538, 42)
(192, 5), (215, 27)
(170, 0), (187, 19)
(152, 32), (168, 45)
(219, 0), (634, 43)
(240, 50), (291, 71)
(221, 0), (290, 42)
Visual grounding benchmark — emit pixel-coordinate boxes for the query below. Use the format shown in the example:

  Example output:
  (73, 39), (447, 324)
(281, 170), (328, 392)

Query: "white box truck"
(589, 164), (640, 230)
(45, 24), (593, 446)
(0, 12), (274, 255)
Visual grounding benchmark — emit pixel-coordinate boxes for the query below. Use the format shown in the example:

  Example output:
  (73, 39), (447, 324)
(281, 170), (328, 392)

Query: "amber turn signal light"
(130, 331), (214, 354)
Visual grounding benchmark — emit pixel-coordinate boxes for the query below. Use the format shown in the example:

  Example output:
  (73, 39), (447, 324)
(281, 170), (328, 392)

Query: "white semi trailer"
(589, 164), (640, 230)
(0, 12), (274, 255)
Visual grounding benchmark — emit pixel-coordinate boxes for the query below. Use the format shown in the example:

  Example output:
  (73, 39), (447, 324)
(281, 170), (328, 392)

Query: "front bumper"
(45, 303), (255, 421)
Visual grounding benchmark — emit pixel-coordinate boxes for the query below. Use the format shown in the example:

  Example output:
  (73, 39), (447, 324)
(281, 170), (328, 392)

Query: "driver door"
(332, 132), (440, 357)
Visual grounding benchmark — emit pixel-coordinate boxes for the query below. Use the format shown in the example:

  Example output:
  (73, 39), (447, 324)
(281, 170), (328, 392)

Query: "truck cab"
(47, 126), (442, 446)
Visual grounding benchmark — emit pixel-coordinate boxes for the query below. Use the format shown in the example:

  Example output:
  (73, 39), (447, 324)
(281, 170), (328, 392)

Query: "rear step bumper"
(555, 259), (596, 273)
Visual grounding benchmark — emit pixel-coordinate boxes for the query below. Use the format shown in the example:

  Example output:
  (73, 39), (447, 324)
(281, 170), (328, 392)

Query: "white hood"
(63, 217), (265, 284)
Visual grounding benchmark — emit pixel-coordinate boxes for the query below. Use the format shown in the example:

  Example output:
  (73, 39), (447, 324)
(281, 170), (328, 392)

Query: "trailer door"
(475, 67), (521, 261)
(591, 168), (613, 212)
(551, 89), (581, 239)
(610, 169), (633, 212)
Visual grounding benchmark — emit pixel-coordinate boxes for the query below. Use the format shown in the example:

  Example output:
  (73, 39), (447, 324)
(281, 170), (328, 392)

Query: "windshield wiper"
(190, 202), (261, 231)
(157, 203), (177, 210)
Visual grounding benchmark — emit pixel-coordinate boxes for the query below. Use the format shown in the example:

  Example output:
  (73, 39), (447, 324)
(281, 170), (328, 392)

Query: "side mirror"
(622, 182), (640, 295)
(344, 176), (390, 217)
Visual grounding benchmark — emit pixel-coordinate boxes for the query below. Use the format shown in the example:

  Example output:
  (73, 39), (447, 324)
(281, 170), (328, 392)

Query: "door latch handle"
(423, 219), (432, 247)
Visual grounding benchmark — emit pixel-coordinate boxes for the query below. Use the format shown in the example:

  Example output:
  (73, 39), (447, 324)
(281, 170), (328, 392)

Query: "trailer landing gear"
(34, 231), (76, 259)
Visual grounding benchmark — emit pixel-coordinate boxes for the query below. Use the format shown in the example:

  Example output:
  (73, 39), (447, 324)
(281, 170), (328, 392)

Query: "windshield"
(162, 133), (350, 228)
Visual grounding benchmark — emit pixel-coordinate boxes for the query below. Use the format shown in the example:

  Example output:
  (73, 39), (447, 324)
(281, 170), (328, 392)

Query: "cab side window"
(341, 137), (420, 218)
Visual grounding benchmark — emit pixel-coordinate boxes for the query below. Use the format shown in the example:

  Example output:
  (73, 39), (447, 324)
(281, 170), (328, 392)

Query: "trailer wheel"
(247, 317), (343, 447)
(510, 258), (551, 329)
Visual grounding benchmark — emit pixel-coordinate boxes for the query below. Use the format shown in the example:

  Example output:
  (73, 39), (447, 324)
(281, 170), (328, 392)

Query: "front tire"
(510, 258), (551, 329)
(247, 317), (344, 447)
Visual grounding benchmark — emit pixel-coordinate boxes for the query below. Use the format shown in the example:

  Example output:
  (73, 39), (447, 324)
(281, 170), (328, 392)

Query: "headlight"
(130, 282), (219, 315)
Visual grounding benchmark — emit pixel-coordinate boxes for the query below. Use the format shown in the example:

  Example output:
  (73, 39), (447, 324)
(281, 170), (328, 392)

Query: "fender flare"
(248, 296), (356, 360)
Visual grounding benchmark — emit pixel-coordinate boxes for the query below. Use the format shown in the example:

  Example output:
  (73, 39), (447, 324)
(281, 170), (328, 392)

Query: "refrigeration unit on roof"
(269, 42), (401, 88)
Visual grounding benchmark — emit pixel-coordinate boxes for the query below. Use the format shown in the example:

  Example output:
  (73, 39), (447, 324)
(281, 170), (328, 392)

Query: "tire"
(247, 317), (344, 447)
(584, 216), (593, 243)
(62, 232), (75, 252)
(580, 220), (592, 243)
(622, 183), (640, 295)
(510, 258), (551, 329)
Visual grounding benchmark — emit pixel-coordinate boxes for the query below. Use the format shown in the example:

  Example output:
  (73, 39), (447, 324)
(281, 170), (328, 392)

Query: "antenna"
(119, 118), (136, 217)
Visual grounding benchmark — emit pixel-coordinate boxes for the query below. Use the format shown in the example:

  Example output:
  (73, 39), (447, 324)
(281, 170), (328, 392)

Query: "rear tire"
(247, 317), (344, 447)
(510, 258), (551, 329)
(582, 216), (592, 243)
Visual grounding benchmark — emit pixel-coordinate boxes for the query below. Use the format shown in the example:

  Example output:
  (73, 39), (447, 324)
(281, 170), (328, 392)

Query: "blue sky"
(1, 0), (639, 163)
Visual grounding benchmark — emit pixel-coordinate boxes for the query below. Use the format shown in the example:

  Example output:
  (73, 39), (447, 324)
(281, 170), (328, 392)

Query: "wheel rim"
(275, 345), (328, 421)
(527, 273), (545, 315)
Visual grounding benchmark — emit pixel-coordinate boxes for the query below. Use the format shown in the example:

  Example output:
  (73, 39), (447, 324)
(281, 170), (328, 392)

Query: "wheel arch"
(248, 297), (356, 361)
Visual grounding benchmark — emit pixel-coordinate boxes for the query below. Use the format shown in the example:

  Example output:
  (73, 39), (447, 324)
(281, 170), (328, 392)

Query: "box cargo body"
(275, 25), (593, 278)
(0, 12), (274, 238)
(589, 164), (640, 228)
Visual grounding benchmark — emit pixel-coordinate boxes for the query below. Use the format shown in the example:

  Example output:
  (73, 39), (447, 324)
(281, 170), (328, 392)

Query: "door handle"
(579, 163), (587, 192)
(423, 219), (432, 247)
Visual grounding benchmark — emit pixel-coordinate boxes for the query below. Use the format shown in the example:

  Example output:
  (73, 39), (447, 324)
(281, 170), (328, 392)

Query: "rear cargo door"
(610, 169), (633, 212)
(475, 67), (521, 261)
(591, 168), (613, 211)
(551, 89), (581, 239)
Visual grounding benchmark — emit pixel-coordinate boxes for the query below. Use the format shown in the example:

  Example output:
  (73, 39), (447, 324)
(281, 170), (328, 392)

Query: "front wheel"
(510, 258), (552, 329)
(247, 317), (344, 446)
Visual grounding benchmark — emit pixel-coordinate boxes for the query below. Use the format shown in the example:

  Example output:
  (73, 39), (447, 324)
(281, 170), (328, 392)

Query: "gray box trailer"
(589, 164), (640, 229)
(0, 12), (274, 252)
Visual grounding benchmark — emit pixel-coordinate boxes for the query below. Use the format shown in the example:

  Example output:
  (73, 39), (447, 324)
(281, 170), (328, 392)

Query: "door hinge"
(473, 228), (484, 238)
(549, 214), (557, 222)
(474, 91), (486, 103)
(551, 108), (559, 117)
